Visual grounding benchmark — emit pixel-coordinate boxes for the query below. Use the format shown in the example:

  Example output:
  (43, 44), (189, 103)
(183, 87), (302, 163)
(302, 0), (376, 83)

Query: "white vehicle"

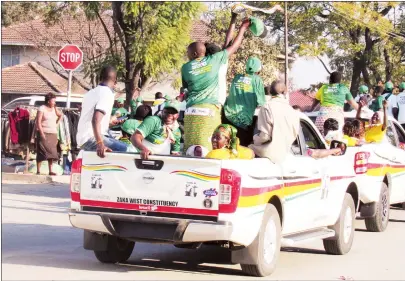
(307, 111), (405, 232)
(69, 113), (359, 277)
(2, 95), (83, 111)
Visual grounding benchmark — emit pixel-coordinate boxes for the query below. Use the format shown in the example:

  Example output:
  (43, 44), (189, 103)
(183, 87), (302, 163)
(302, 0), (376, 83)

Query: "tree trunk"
(361, 67), (371, 88)
(384, 48), (392, 82)
(350, 56), (363, 98)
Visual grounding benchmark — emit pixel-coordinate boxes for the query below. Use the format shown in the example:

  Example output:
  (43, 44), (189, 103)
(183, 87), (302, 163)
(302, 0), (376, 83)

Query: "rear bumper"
(68, 210), (234, 244)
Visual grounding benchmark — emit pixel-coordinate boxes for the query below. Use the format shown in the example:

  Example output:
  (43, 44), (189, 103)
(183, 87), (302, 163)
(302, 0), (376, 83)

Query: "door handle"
(312, 170), (320, 174)
(288, 170), (297, 174)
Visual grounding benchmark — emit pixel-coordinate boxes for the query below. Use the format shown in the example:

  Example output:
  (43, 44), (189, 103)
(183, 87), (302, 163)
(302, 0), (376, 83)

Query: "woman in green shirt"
(223, 57), (265, 146)
(311, 71), (359, 135)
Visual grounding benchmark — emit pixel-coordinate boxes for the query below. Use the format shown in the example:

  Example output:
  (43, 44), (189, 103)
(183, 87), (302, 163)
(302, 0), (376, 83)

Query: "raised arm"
(356, 99), (366, 120)
(225, 19), (250, 57)
(223, 12), (238, 49)
(382, 100), (388, 131)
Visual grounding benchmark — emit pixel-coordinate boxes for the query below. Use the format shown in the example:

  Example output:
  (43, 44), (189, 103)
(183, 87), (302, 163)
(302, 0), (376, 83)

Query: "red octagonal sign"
(58, 44), (83, 71)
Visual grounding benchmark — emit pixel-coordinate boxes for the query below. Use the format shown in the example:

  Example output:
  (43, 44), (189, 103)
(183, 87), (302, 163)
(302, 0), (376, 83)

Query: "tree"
(1, 2), (45, 27)
(256, 2), (403, 96)
(6, 1), (204, 106)
(111, 2), (204, 104)
(205, 5), (281, 86)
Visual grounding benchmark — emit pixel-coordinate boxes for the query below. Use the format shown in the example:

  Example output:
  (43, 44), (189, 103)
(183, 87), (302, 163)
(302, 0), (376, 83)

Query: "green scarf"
(214, 124), (239, 156)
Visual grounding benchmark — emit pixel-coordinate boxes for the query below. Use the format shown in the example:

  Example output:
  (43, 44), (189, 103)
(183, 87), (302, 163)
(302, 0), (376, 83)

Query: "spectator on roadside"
(396, 82), (405, 129)
(36, 93), (62, 175)
(77, 65), (128, 158)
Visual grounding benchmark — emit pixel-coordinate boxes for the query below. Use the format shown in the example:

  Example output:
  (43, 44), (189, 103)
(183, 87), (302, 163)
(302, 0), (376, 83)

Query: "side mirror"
(330, 140), (347, 156)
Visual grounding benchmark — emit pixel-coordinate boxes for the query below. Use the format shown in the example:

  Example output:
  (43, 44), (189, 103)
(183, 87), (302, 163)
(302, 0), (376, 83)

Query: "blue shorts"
(81, 136), (128, 152)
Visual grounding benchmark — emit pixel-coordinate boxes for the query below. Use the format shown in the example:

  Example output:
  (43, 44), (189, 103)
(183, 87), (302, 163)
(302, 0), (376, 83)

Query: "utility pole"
(284, 1), (289, 99)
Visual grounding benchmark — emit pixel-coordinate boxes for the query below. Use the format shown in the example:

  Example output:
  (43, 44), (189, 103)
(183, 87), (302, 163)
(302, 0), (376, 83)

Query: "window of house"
(2, 47), (20, 68)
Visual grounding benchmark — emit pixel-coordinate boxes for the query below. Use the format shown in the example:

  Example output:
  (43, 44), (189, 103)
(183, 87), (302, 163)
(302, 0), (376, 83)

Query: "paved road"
(2, 181), (405, 280)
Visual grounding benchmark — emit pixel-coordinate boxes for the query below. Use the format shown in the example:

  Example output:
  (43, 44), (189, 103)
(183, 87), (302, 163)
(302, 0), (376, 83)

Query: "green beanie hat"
(164, 100), (180, 113)
(385, 81), (394, 90)
(164, 94), (171, 100)
(249, 17), (266, 38)
(121, 119), (139, 135)
(116, 97), (125, 104)
(246, 57), (262, 74)
(399, 82), (405, 91)
(359, 85), (369, 94)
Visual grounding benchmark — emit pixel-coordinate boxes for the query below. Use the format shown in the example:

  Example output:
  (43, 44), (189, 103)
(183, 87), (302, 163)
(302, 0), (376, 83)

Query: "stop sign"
(58, 44), (83, 71)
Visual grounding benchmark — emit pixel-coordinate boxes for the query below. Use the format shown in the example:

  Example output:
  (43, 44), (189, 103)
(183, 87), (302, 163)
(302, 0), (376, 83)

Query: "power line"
(328, 4), (405, 42)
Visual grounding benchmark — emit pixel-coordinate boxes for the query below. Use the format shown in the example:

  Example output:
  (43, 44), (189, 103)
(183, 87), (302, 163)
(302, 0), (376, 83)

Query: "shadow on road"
(2, 183), (70, 199)
(389, 219), (405, 223)
(2, 222), (247, 277)
(281, 247), (326, 255)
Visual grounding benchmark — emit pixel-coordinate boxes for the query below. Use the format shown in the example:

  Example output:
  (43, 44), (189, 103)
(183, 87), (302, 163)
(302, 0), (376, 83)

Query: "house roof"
(1, 14), (113, 48)
(1, 62), (89, 95)
(289, 90), (319, 111)
(2, 15), (210, 47)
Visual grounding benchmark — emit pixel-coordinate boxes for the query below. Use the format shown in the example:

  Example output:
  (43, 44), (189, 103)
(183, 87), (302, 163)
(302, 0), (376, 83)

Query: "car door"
(281, 120), (325, 234)
(390, 122), (405, 204)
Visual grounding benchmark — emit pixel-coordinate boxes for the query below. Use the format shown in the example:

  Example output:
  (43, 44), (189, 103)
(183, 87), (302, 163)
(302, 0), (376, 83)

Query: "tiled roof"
(1, 14), (112, 48)
(190, 20), (210, 42)
(1, 62), (89, 95)
(2, 15), (209, 47)
(289, 90), (319, 111)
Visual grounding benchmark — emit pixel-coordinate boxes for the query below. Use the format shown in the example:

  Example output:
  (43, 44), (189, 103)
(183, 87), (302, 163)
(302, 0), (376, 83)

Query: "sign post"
(58, 44), (83, 109)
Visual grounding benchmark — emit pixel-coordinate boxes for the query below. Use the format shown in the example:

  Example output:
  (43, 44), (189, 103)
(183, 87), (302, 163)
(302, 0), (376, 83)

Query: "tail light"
(354, 152), (370, 174)
(219, 169), (241, 213)
(70, 159), (82, 197)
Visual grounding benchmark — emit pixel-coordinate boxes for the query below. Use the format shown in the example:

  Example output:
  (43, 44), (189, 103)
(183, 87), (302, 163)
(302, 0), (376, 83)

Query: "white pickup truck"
(69, 113), (360, 277)
(307, 112), (405, 232)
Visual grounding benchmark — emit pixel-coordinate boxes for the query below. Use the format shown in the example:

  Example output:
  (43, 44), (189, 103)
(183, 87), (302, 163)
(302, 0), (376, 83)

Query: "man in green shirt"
(181, 18), (251, 151)
(131, 101), (181, 159)
(223, 56), (265, 146)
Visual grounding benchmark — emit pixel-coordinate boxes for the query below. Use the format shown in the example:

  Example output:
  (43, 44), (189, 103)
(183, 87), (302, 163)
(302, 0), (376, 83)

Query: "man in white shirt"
(77, 65), (128, 157)
(249, 81), (300, 164)
(397, 82), (405, 130)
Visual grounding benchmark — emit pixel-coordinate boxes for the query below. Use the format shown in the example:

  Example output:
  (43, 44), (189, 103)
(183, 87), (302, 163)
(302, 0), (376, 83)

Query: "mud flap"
(83, 230), (109, 251)
(231, 236), (260, 265)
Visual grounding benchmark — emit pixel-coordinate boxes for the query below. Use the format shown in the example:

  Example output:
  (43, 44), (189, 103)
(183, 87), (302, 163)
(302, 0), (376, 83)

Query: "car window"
(3, 100), (30, 110)
(393, 123), (405, 146)
(300, 120), (324, 149)
(34, 101), (45, 107)
(291, 138), (301, 155)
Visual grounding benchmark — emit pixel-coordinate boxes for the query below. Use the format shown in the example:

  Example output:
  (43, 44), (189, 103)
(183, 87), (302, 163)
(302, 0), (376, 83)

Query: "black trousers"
(221, 108), (254, 147)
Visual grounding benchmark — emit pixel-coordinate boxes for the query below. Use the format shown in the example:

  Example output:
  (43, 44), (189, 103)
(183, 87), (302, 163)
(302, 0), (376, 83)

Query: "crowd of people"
(74, 12), (405, 163)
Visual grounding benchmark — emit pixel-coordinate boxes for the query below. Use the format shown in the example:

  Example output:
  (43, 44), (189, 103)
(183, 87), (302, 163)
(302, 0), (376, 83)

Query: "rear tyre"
(365, 183), (390, 232)
(94, 236), (135, 263)
(323, 193), (355, 255)
(240, 204), (281, 277)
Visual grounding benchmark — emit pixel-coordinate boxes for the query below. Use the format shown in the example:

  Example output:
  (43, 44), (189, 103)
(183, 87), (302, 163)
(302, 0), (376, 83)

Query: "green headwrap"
(246, 57), (262, 74)
(359, 85), (368, 94)
(214, 124), (238, 156)
(399, 82), (405, 91)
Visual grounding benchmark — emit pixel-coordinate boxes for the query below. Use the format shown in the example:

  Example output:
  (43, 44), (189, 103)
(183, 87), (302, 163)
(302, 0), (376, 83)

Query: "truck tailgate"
(79, 152), (222, 222)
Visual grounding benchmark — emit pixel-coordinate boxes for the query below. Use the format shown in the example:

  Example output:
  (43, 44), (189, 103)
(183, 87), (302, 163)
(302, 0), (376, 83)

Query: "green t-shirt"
(315, 84), (353, 107)
(122, 119), (142, 135)
(111, 108), (118, 116)
(136, 116), (181, 153)
(224, 73), (266, 129)
(181, 50), (229, 108)
(370, 96), (384, 112)
(115, 107), (128, 117)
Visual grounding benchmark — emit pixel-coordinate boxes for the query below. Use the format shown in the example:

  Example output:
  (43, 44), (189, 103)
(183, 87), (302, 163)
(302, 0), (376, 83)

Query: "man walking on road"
(77, 65), (128, 158)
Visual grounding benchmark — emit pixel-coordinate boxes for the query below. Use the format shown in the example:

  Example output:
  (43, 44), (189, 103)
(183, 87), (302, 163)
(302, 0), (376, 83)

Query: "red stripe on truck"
(79, 199), (219, 217)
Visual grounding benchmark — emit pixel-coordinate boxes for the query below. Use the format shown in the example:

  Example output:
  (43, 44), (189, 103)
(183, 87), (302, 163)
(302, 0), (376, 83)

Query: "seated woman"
(342, 120), (364, 147)
(357, 98), (388, 143)
(206, 124), (254, 160)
